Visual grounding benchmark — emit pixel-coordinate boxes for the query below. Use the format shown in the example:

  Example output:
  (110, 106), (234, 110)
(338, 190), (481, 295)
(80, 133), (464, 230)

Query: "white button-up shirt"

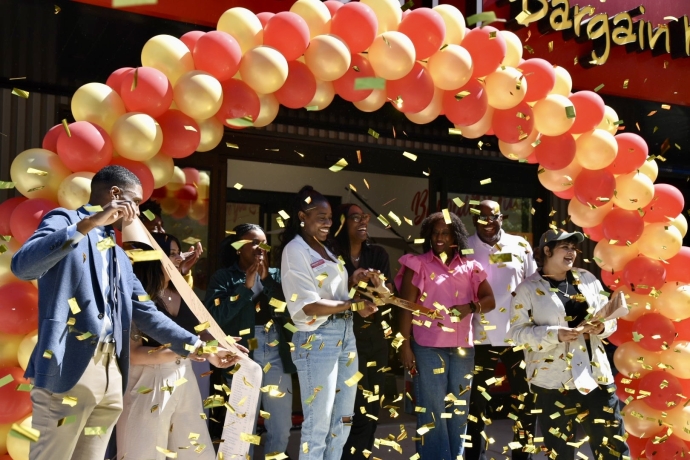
(467, 231), (536, 346)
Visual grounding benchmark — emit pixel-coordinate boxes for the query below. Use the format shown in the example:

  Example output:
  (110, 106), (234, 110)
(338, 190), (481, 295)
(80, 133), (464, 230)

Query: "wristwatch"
(469, 301), (477, 313)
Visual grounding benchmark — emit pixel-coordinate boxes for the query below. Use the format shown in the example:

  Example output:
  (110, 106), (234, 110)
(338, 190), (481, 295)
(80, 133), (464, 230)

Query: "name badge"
(311, 259), (325, 269)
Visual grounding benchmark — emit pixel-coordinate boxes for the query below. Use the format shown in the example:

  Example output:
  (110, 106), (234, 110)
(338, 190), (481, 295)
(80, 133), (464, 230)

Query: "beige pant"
(116, 359), (215, 460)
(30, 345), (123, 460)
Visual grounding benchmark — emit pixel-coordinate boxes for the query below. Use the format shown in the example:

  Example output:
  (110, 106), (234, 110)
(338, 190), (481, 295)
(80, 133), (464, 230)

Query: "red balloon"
(330, 2), (378, 54)
(676, 317), (690, 341)
(333, 54), (375, 102)
(573, 168), (616, 207)
(106, 67), (134, 94)
(10, 198), (58, 244)
(182, 167), (200, 186)
(639, 371), (683, 411)
(553, 187), (575, 199)
(180, 30), (205, 52)
(109, 157), (155, 203)
(323, 0), (343, 16)
(642, 184), (685, 223)
(633, 313), (676, 352)
(461, 26), (506, 78)
(645, 434), (688, 459)
(614, 371), (639, 402)
(256, 12), (275, 27)
(171, 199), (191, 219)
(0, 366), (32, 423)
(608, 318), (634, 346)
(602, 208), (645, 246)
(193, 31), (242, 81)
(443, 80), (488, 126)
(120, 67), (173, 118)
(534, 134), (577, 170)
(215, 79), (260, 129)
(387, 63), (435, 114)
(263, 12), (311, 61)
(623, 256), (666, 296)
(568, 91), (605, 134)
(0, 197), (27, 236)
(56, 121), (113, 173)
(517, 59), (556, 102)
(176, 185), (198, 201)
(666, 247), (690, 283)
(0, 282), (38, 335)
(398, 8), (446, 60)
(157, 110), (200, 159)
(627, 434), (648, 460)
(275, 61), (317, 109)
(583, 223), (606, 243)
(491, 102), (534, 144)
(607, 133), (649, 175)
(42, 124), (63, 153)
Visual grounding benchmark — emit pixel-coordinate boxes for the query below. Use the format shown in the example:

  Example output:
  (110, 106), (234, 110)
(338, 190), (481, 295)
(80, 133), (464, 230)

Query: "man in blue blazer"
(11, 165), (234, 460)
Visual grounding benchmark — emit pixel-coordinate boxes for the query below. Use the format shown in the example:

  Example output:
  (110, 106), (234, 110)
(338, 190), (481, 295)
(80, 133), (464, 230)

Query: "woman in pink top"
(396, 212), (495, 460)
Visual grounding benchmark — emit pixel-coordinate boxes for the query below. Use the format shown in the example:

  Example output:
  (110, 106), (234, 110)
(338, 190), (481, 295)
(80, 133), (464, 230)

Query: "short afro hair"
(91, 165), (141, 192)
(139, 200), (162, 218)
(419, 211), (470, 255)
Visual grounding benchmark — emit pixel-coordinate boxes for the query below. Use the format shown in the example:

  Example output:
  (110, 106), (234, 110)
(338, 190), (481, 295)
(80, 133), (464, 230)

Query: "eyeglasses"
(348, 213), (371, 223)
(478, 214), (502, 222)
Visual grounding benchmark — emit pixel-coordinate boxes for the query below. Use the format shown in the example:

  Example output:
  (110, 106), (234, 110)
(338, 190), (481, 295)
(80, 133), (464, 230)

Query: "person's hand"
(245, 262), (259, 289)
(77, 200), (139, 234)
(258, 252), (269, 280)
(400, 342), (416, 373)
(581, 321), (605, 336)
(355, 300), (378, 318)
(455, 303), (473, 321)
(348, 268), (370, 288)
(207, 348), (241, 368)
(366, 269), (384, 288)
(558, 327), (581, 342)
(179, 242), (203, 276)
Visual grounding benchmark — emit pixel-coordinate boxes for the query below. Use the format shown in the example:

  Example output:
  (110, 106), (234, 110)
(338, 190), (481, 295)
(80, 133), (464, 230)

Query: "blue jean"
(291, 314), (358, 460)
(254, 325), (294, 454)
(412, 341), (476, 460)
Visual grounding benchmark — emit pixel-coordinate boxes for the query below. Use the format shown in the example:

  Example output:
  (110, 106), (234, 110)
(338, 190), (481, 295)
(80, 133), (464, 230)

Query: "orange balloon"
(499, 129), (539, 161)
(485, 66), (527, 110)
(667, 405), (690, 442)
(537, 158), (582, 192)
(304, 35), (351, 82)
(621, 399), (664, 438)
(453, 107), (493, 139)
(353, 88), (386, 113)
(613, 341), (660, 378)
(575, 129), (617, 170)
(654, 282), (690, 321)
(618, 286), (656, 321)
(368, 31), (416, 80)
(611, 171), (655, 211)
(0, 332), (23, 368)
(239, 46), (289, 94)
(637, 223), (683, 261)
(533, 94), (575, 136)
(568, 199), (612, 228)
(592, 238), (638, 272)
(427, 44), (473, 91)
(661, 341), (690, 379)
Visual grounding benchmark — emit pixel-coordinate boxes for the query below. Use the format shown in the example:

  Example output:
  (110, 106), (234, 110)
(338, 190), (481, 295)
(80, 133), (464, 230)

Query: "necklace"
(352, 255), (360, 262)
(546, 277), (569, 296)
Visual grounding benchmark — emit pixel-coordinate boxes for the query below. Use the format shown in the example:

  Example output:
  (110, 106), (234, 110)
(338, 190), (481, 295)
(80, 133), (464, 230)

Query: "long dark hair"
(218, 223), (264, 269)
(278, 185), (336, 253)
(420, 212), (470, 255)
(330, 203), (364, 262)
(131, 233), (183, 302)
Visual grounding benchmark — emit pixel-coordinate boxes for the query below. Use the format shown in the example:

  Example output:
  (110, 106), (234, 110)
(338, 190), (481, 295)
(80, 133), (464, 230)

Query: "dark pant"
(466, 345), (536, 460)
(340, 330), (388, 460)
(532, 384), (630, 460)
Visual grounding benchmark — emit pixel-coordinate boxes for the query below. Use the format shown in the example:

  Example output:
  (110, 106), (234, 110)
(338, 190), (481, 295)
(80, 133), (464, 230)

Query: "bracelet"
(476, 301), (483, 314)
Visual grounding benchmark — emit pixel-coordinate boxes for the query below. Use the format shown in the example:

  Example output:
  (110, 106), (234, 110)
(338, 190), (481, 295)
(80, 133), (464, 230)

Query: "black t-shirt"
(142, 298), (198, 349)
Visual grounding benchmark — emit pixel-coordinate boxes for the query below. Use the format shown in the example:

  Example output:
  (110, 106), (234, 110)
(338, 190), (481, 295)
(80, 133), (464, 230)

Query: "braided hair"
(278, 185), (336, 254)
(219, 223), (264, 269)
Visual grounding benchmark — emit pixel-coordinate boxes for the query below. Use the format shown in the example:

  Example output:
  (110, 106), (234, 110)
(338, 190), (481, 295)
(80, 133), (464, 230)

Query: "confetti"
(354, 77), (386, 90)
(11, 88), (29, 99)
(448, 127), (463, 135)
(62, 119), (71, 137)
(565, 105), (576, 119)
(466, 11), (499, 26)
(0, 181), (16, 189)
(226, 142), (239, 149)
(594, 83), (605, 92)
(57, 415), (76, 427)
(68, 298), (81, 315)
(233, 183), (243, 190)
(401, 0), (415, 12)
(479, 178), (492, 185)
(0, 374), (13, 388)
(84, 426), (108, 436)
(368, 128), (379, 139)
(10, 423), (40, 442)
(27, 168), (48, 176)
(329, 158), (348, 172)
(403, 151), (417, 161)
(454, 91), (471, 100)
(155, 446), (178, 458)
(442, 209), (451, 224)
(225, 117), (254, 128)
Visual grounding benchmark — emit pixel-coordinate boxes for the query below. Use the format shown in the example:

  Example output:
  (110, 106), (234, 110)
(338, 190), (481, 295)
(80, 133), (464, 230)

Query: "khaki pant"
(30, 344), (123, 460)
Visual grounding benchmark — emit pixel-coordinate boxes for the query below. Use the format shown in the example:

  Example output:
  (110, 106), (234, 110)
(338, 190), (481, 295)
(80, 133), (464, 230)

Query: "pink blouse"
(394, 251), (487, 348)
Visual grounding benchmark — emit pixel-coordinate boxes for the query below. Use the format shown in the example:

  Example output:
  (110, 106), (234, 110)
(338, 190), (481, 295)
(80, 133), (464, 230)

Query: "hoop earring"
(300, 221), (305, 227)
(236, 250), (241, 255)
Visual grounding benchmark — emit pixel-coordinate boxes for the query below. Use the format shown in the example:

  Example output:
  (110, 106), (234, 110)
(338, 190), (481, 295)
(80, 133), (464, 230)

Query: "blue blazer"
(11, 206), (199, 394)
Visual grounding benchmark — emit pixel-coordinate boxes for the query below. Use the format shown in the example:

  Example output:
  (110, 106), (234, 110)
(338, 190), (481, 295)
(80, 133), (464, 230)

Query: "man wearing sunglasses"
(465, 200), (538, 460)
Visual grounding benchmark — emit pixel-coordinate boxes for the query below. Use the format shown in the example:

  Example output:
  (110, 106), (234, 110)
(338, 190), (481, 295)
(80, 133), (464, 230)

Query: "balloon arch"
(1, 0), (689, 458)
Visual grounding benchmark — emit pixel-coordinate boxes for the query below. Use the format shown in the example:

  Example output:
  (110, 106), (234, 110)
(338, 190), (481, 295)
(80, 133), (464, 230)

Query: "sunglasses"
(348, 213), (371, 224)
(478, 214), (502, 222)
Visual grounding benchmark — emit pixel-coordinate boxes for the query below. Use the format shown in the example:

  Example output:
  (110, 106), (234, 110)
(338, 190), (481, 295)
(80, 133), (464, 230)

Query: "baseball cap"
(538, 229), (584, 249)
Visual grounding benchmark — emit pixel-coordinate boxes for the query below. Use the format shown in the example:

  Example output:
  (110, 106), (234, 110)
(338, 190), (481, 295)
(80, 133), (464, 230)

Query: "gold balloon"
(141, 35), (194, 86)
(499, 129), (539, 160)
(533, 94), (575, 136)
(611, 171), (655, 211)
(637, 223), (682, 261)
(290, 0), (331, 38)
(197, 172), (210, 201)
(10, 148), (72, 201)
(654, 282), (690, 321)
(143, 153), (174, 189)
(166, 166), (186, 192)
(550, 65), (572, 96)
(71, 83), (126, 134)
(0, 422), (10, 455)
(537, 159), (583, 192)
(6, 415), (32, 460)
(173, 71), (224, 120)
(661, 341), (690, 380)
(57, 172), (94, 210)
(613, 341), (659, 378)
(17, 330), (37, 371)
(406, 86), (443, 124)
(638, 159), (658, 182)
(427, 44), (473, 91)
(592, 237), (638, 272)
(306, 79), (335, 111)
(433, 4), (466, 45)
(305, 35), (351, 82)
(188, 200), (208, 221)
(485, 66), (527, 110)
(217, 7), (263, 54)
(361, 0), (402, 34)
(575, 129), (617, 170)
(569, 199), (612, 228)
(454, 107), (494, 139)
(0, 332), (23, 367)
(620, 399), (664, 438)
(596, 105), (619, 135)
(159, 196), (179, 215)
(195, 118), (224, 153)
(499, 30), (522, 67)
(619, 286), (656, 321)
(670, 213), (688, 237)
(353, 88), (385, 113)
(0, 239), (21, 286)
(368, 31), (416, 80)
(240, 46), (289, 94)
(253, 93), (280, 128)
(667, 404), (690, 442)
(111, 113), (163, 162)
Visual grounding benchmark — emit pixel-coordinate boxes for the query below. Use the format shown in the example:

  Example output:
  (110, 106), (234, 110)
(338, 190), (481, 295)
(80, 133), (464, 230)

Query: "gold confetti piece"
(448, 127), (462, 135)
(194, 321), (211, 333)
(548, 41), (554, 52)
(11, 88), (29, 99)
(403, 151), (417, 161)
(387, 211), (401, 226)
(15, 383), (33, 392)
(155, 446), (178, 458)
(401, 0), (414, 11)
(368, 128), (379, 139)
(67, 298), (81, 315)
(226, 142), (239, 149)
(76, 331), (93, 341)
(349, 184), (357, 192)
(565, 105), (576, 119)
(183, 125), (197, 132)
(0, 181), (16, 189)
(83, 205), (103, 212)
(523, 44), (534, 54)
(442, 209), (451, 224)
(454, 91), (471, 100)
(377, 215), (390, 227)
(43, 349), (53, 359)
(345, 371), (364, 387)
(594, 83), (605, 92)
(329, 158), (348, 172)
(182, 236), (201, 245)
(57, 415), (76, 427)
(233, 183), (243, 190)
(225, 116), (254, 128)
(137, 386), (153, 394)
(61, 118), (71, 137)
(27, 186), (46, 193)
(96, 237), (116, 251)
(66, 317), (76, 326)
(27, 168), (48, 176)
(479, 178), (492, 185)
(10, 423), (40, 442)
(238, 328), (251, 336)
(231, 240), (252, 250)
(126, 249), (164, 262)
(661, 104), (671, 110)
(461, 248), (474, 255)
(466, 11), (498, 26)
(354, 77), (386, 90)
(84, 426), (107, 436)
(284, 323), (298, 333)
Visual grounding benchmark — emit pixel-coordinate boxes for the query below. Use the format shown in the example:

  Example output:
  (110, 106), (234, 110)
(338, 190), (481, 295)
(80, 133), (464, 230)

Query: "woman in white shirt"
(280, 186), (377, 460)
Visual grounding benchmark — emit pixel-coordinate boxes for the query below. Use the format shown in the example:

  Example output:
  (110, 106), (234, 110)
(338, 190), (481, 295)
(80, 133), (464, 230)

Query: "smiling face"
(543, 241), (578, 274)
(473, 202), (502, 245)
(168, 239), (183, 269)
(299, 200), (332, 242)
(430, 219), (455, 257)
(346, 205), (370, 244)
(237, 229), (267, 269)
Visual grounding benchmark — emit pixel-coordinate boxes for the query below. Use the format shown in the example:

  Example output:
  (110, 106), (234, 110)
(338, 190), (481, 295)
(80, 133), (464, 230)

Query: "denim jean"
(411, 341), (476, 460)
(291, 314), (358, 460)
(254, 325), (294, 455)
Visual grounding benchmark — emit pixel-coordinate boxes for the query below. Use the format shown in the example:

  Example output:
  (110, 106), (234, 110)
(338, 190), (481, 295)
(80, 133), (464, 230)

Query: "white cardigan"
(507, 269), (617, 393)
